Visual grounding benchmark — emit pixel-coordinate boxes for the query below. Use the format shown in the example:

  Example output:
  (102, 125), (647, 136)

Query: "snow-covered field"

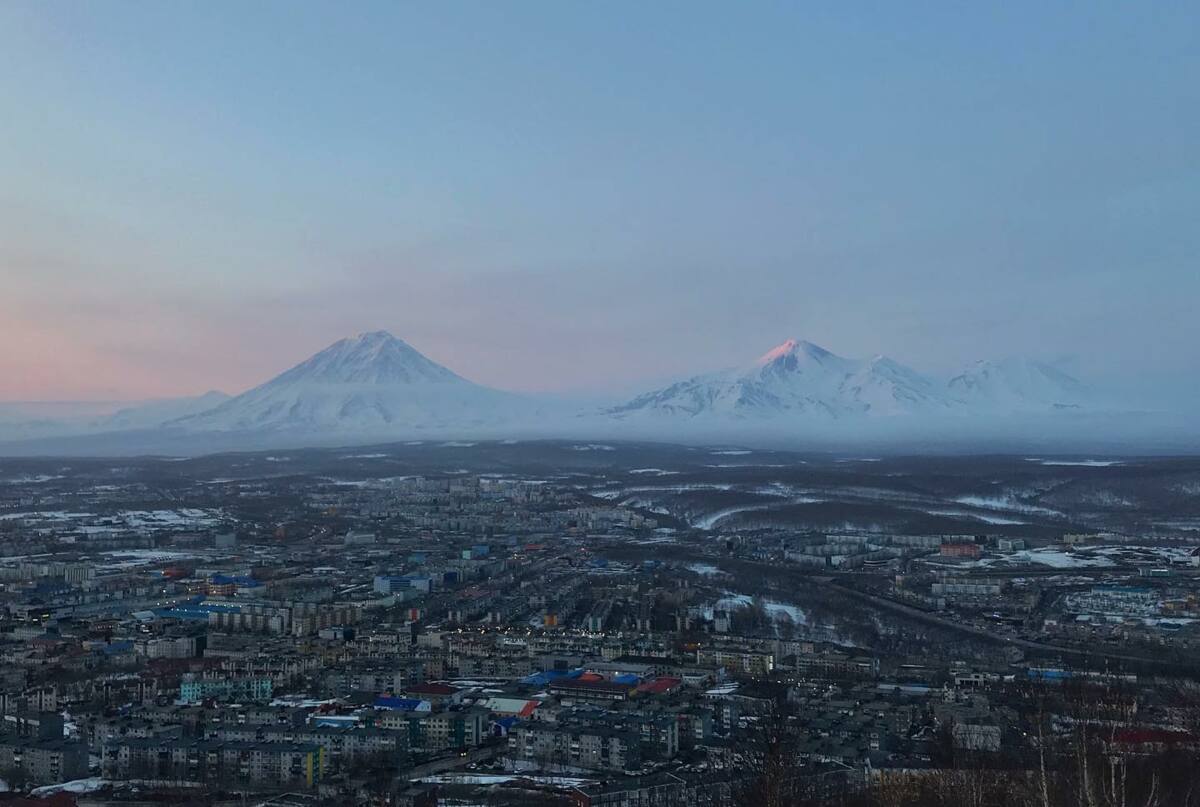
(31, 778), (108, 796)
(1, 508), (224, 532)
(956, 548), (1115, 570)
(693, 504), (776, 530)
(708, 592), (807, 624)
(926, 509), (1027, 525)
(98, 549), (201, 570)
(1090, 545), (1198, 563)
(954, 495), (1063, 518)
(692, 497), (823, 530)
(591, 483), (734, 502)
(0, 510), (95, 521)
(120, 509), (224, 528)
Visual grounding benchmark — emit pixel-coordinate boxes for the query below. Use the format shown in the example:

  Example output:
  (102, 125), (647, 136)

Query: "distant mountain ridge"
(0, 331), (1105, 449)
(948, 357), (1089, 411)
(609, 339), (1088, 421)
(100, 390), (231, 431)
(0, 392), (230, 442)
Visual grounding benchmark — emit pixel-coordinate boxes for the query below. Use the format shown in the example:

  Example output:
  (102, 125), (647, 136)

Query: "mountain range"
(0, 330), (1136, 452)
(608, 339), (1089, 421)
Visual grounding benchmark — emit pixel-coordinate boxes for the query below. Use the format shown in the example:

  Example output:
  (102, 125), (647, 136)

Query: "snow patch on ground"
(925, 509), (1027, 526)
(592, 483), (734, 502)
(619, 497), (672, 516)
(694, 505), (775, 530)
(706, 463), (789, 468)
(764, 601), (806, 623)
(119, 509), (224, 528)
(708, 593), (806, 624)
(981, 548), (1115, 569)
(693, 496), (824, 530)
(1077, 490), (1137, 508)
(31, 778), (108, 796)
(0, 510), (95, 521)
(99, 549), (199, 570)
(954, 495), (1063, 518)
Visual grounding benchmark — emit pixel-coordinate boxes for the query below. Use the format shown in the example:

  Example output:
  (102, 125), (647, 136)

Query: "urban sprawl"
(2, 446), (1199, 806)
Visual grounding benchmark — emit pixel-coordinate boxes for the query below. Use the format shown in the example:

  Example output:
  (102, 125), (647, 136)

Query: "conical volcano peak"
(171, 331), (518, 433)
(266, 332), (465, 386)
(756, 338), (836, 367)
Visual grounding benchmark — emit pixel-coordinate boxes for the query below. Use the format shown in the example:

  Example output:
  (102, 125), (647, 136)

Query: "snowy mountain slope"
(96, 391), (231, 431)
(0, 393), (231, 442)
(0, 332), (1122, 453)
(947, 358), (1089, 411)
(173, 331), (526, 434)
(608, 339), (954, 420)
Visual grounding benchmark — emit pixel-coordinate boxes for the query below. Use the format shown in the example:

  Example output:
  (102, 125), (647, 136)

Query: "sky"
(1, 2), (1197, 404)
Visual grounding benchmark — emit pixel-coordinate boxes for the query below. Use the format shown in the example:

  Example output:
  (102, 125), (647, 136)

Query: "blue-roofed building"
(211, 574), (261, 587)
(156, 601), (241, 622)
(373, 696), (432, 713)
(95, 640), (134, 657)
(374, 575), (433, 595)
(521, 668), (583, 687)
(1027, 668), (1071, 681)
(493, 716), (519, 737)
(311, 715), (362, 728)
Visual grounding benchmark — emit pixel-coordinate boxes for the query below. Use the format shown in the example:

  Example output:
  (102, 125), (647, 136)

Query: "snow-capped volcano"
(0, 330), (1170, 455)
(174, 331), (522, 434)
(265, 331), (465, 386)
(609, 339), (952, 420)
(947, 357), (1089, 411)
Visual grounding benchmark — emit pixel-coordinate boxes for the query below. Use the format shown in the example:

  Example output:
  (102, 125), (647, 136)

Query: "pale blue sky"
(1, 2), (1196, 403)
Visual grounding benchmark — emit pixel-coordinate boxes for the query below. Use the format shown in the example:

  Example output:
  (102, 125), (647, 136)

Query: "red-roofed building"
(402, 682), (463, 707)
(637, 676), (682, 696)
(1110, 728), (1197, 750)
